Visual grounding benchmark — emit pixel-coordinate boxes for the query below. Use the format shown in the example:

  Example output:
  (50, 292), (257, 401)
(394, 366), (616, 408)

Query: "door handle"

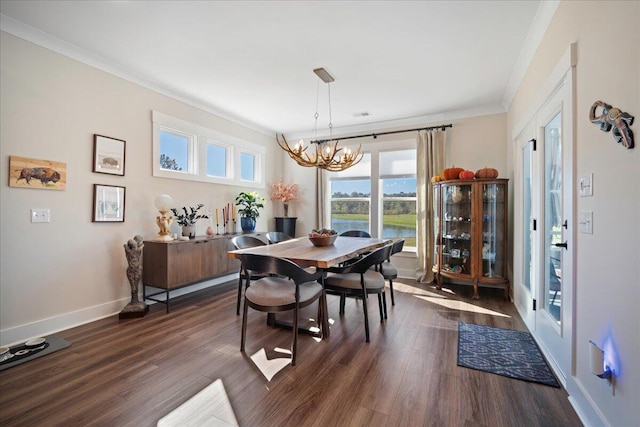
(553, 241), (568, 250)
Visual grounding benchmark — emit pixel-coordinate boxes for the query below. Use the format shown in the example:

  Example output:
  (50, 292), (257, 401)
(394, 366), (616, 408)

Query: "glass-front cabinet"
(432, 179), (509, 299)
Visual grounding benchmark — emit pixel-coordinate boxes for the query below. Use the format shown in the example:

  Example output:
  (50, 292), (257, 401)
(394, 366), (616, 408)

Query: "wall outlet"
(31, 208), (50, 223)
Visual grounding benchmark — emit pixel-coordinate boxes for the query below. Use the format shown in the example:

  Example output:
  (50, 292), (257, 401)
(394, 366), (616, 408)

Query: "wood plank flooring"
(0, 279), (582, 426)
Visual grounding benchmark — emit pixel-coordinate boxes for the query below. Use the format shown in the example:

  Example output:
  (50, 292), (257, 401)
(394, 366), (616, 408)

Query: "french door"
(514, 54), (575, 385)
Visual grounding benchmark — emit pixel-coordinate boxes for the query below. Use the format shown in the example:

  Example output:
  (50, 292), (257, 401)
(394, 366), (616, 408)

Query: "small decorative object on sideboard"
(171, 204), (208, 238)
(154, 194), (174, 241)
(119, 235), (148, 319)
(271, 176), (299, 217)
(235, 191), (265, 232)
(589, 100), (634, 149)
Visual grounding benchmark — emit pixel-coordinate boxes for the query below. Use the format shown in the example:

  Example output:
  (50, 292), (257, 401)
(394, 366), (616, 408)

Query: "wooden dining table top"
(227, 236), (391, 269)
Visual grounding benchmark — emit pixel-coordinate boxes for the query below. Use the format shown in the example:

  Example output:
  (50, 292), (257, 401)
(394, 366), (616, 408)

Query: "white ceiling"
(0, 1), (556, 137)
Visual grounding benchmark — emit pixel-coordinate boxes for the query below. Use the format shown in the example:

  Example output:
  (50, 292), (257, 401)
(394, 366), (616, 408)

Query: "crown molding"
(501, 0), (560, 111)
(0, 14), (275, 138)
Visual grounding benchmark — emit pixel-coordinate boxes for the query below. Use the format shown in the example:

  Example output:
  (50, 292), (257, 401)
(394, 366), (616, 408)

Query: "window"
(206, 142), (228, 178)
(152, 111), (265, 187)
(327, 140), (417, 250)
(380, 149), (417, 247)
(159, 128), (193, 173)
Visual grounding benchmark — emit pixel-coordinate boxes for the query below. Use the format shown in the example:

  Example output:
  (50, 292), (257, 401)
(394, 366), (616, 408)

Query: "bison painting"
(16, 167), (61, 186)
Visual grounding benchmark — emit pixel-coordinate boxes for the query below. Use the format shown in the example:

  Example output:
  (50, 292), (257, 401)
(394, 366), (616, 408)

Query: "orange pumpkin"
(440, 167), (465, 181)
(431, 175), (442, 183)
(475, 167), (499, 179)
(458, 170), (475, 180)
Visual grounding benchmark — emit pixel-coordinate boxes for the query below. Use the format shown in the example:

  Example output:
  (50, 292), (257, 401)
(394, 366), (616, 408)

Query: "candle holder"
(216, 224), (220, 235)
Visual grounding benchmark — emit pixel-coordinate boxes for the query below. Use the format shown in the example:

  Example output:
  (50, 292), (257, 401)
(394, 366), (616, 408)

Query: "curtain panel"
(416, 129), (445, 282)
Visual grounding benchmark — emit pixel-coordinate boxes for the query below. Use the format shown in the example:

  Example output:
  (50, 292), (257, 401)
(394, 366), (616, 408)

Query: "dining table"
(227, 235), (391, 338)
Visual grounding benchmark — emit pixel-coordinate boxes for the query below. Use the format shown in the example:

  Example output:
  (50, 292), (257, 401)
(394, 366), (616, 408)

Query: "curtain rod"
(310, 123), (452, 144)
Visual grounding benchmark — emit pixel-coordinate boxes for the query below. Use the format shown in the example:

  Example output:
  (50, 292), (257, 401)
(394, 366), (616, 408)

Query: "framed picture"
(9, 156), (67, 190)
(93, 134), (125, 176)
(93, 184), (125, 222)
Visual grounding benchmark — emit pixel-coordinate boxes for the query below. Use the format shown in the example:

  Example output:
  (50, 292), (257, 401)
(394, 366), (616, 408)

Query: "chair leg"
(292, 306), (299, 366)
(241, 298), (249, 352)
(339, 294), (346, 314)
(236, 274), (243, 315)
(362, 292), (370, 342)
(377, 293), (384, 322)
(389, 278), (395, 306)
(382, 292), (388, 319)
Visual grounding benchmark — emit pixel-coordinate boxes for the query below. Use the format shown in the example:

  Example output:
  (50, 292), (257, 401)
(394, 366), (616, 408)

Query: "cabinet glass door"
(432, 184), (440, 271)
(482, 183), (506, 278)
(441, 184), (473, 277)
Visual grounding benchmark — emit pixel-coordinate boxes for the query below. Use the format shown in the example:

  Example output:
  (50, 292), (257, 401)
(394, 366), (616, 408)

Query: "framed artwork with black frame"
(93, 134), (126, 176)
(93, 184), (125, 222)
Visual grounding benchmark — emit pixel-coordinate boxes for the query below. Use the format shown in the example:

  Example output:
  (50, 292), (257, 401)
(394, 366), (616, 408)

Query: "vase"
(182, 225), (196, 239)
(241, 217), (256, 232)
(283, 203), (289, 217)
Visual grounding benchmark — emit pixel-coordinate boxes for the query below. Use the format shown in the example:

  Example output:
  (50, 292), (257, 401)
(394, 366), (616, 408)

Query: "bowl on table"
(308, 234), (338, 247)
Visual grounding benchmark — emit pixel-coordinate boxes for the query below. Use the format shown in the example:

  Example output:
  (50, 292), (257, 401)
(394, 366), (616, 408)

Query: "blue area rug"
(457, 322), (560, 388)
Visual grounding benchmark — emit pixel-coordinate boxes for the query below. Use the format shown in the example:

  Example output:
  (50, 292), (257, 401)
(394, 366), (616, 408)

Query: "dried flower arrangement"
(270, 177), (299, 216)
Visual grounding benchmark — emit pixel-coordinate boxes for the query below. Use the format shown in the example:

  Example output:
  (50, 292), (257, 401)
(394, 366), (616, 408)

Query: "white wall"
(0, 32), (281, 345)
(507, 1), (639, 425)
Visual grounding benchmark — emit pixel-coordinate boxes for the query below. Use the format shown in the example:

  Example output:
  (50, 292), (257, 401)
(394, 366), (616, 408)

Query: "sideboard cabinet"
(143, 233), (265, 312)
(432, 179), (509, 299)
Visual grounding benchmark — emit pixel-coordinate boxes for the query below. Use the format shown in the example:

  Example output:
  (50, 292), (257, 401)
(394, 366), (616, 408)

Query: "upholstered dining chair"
(340, 230), (371, 237)
(231, 235), (267, 315)
(240, 254), (325, 366)
(372, 239), (404, 305)
(324, 244), (392, 342)
(266, 231), (293, 244)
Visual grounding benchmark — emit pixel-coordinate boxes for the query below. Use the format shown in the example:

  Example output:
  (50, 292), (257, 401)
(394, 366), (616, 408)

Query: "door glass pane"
(433, 184), (440, 271)
(544, 112), (562, 323)
(523, 143), (533, 291)
(482, 183), (505, 278)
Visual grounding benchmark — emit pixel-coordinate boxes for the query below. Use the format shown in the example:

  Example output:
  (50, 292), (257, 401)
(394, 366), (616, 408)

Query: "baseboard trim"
(0, 274), (236, 347)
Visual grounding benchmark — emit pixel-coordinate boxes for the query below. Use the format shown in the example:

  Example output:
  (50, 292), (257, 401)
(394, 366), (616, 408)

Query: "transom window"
(152, 111), (265, 187)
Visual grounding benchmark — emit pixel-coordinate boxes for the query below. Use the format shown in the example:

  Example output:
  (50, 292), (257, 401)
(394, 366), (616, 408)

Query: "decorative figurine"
(119, 235), (149, 319)
(589, 100), (635, 149)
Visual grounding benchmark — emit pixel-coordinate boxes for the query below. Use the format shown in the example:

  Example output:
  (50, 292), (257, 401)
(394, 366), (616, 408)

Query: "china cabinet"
(432, 178), (509, 299)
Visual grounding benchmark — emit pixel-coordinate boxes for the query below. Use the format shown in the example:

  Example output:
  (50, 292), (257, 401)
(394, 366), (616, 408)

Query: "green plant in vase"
(235, 191), (265, 231)
(170, 203), (208, 238)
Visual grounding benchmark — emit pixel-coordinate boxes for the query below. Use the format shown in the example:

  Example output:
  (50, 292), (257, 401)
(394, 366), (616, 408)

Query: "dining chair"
(372, 239), (404, 305)
(231, 235), (267, 315)
(266, 231), (293, 244)
(240, 254), (325, 366)
(340, 230), (371, 237)
(324, 244), (392, 342)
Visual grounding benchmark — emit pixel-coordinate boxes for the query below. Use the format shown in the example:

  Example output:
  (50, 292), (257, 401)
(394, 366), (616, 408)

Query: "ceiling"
(0, 1), (556, 137)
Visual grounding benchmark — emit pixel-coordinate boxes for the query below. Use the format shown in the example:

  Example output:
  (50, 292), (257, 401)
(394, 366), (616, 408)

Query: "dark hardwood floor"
(0, 278), (582, 426)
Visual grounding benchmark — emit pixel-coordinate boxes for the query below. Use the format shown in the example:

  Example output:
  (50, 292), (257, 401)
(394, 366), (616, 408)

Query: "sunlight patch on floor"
(414, 295), (510, 318)
(391, 281), (447, 298)
(157, 379), (238, 426)
(250, 348), (291, 381)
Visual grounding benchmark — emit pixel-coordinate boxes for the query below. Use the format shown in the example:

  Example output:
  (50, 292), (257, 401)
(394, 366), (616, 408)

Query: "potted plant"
(170, 203), (208, 238)
(235, 191), (265, 231)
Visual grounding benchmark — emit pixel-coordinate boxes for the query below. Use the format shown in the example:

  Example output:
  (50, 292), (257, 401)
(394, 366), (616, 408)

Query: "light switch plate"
(579, 211), (593, 234)
(579, 174), (593, 197)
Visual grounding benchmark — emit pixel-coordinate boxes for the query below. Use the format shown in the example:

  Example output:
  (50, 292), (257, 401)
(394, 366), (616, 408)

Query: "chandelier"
(277, 68), (363, 172)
